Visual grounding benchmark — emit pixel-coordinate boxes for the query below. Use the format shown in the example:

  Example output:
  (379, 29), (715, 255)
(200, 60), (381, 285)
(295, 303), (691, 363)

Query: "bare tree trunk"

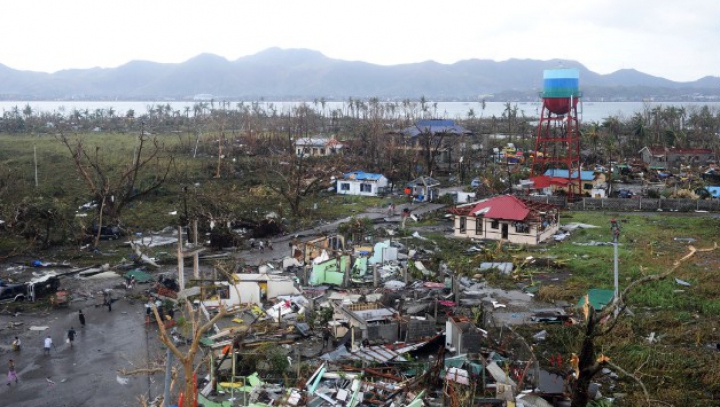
(94, 197), (105, 248)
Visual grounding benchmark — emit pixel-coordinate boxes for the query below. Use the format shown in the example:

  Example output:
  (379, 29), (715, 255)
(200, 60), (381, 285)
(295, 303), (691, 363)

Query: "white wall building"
(336, 171), (389, 197)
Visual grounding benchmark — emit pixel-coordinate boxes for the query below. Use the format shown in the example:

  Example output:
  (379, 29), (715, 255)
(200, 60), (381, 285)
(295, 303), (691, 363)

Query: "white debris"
(675, 278), (692, 287)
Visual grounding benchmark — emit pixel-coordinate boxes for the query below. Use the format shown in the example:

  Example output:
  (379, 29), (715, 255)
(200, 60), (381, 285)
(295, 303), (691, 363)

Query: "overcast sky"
(3, 0), (717, 82)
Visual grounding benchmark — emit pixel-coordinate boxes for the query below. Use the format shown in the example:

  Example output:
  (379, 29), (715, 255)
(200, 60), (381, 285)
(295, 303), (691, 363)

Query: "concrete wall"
(367, 323), (399, 342)
(337, 177), (389, 197)
(459, 331), (483, 353)
(405, 318), (436, 342)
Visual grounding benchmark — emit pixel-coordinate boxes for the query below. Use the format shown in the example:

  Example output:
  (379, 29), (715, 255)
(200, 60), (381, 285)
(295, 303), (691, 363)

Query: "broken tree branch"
(606, 360), (650, 407)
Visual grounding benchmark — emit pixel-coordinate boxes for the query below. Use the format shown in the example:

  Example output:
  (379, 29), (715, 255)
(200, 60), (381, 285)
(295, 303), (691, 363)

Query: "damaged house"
(449, 195), (560, 245)
(295, 137), (344, 157)
(639, 146), (716, 170)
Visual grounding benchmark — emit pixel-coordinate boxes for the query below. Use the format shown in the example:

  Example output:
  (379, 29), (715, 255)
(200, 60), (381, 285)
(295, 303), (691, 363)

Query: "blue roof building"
(337, 171), (389, 197)
(402, 119), (471, 138)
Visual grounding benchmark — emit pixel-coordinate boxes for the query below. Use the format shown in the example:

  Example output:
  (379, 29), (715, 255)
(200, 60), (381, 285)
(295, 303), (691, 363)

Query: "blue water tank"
(542, 69), (580, 98)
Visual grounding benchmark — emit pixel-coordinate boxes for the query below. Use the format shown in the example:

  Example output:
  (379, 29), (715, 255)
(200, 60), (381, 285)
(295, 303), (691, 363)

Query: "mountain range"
(0, 48), (718, 102)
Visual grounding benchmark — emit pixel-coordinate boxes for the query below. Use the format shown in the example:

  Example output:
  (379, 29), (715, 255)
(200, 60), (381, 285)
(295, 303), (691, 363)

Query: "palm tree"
(630, 113), (647, 152)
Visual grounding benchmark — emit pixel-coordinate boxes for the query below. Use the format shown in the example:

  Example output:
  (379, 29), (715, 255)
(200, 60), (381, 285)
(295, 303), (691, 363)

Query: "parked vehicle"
(471, 177), (481, 188)
(0, 274), (61, 304)
(0, 281), (28, 303)
(88, 223), (124, 240)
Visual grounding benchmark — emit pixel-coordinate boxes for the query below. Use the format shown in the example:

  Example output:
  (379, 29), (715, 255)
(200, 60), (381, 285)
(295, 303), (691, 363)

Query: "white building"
(336, 171), (389, 197)
(295, 137), (343, 157)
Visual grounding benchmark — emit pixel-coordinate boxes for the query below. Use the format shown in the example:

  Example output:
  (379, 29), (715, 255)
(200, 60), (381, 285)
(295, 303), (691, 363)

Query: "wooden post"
(373, 264), (378, 288)
(453, 276), (460, 304)
(351, 325), (355, 351)
(34, 146), (38, 188)
(177, 226), (185, 290)
(193, 219), (200, 278)
(193, 252), (200, 279)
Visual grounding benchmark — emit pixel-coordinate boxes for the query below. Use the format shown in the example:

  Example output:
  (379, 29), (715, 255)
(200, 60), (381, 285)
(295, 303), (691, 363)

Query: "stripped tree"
(57, 125), (173, 247)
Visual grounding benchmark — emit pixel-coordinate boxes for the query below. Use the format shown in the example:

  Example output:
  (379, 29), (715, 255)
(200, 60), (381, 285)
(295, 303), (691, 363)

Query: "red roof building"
(449, 195), (560, 245)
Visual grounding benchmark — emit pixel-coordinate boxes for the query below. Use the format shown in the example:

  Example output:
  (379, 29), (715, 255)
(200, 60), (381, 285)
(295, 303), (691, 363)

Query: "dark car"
(88, 224), (124, 240)
(0, 281), (28, 303)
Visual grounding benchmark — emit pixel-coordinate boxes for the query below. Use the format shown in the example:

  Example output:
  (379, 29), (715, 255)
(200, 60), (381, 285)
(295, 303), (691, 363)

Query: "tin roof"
(544, 169), (595, 181)
(343, 171), (385, 181)
(402, 119), (471, 137)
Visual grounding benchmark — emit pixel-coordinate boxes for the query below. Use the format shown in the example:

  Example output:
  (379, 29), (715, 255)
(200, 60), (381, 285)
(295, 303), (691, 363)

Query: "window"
(475, 218), (483, 235)
(340, 183), (350, 191)
(515, 222), (529, 233)
(491, 220), (499, 229)
(360, 183), (372, 193)
(459, 217), (467, 233)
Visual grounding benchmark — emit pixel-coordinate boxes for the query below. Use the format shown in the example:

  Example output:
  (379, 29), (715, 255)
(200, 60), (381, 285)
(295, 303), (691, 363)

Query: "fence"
(524, 195), (720, 212)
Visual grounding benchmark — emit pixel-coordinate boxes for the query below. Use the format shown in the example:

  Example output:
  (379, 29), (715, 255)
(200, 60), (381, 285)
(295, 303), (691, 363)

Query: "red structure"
(530, 69), (582, 199)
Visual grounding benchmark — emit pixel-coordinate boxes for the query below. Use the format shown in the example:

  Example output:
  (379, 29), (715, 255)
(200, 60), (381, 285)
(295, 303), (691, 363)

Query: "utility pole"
(610, 218), (621, 315)
(34, 146), (38, 187)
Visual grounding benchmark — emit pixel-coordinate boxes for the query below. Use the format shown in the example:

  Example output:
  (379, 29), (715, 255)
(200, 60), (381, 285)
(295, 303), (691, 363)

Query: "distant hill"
(0, 48), (718, 101)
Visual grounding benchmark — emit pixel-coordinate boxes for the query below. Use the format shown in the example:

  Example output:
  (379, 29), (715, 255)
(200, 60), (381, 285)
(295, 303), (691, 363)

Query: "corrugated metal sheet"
(351, 345), (406, 363)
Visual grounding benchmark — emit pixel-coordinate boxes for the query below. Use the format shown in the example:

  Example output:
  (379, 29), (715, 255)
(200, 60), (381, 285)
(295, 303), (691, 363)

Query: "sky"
(2, 0), (718, 82)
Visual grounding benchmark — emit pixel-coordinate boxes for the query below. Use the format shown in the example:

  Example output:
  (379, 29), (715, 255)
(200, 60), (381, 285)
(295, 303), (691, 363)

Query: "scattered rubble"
(1, 209), (625, 407)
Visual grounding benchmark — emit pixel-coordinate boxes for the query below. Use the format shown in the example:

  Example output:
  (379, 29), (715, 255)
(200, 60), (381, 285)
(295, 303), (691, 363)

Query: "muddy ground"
(0, 276), (166, 407)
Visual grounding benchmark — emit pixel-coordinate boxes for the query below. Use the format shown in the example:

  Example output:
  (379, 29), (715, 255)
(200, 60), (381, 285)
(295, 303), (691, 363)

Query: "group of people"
(250, 239), (274, 251)
(7, 309), (87, 386)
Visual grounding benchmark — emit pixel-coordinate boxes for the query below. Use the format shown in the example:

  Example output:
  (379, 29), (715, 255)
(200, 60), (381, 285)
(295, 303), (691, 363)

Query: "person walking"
(7, 359), (18, 385)
(43, 336), (53, 355)
(67, 327), (76, 347)
(11, 336), (21, 352)
(103, 290), (112, 312)
(78, 309), (86, 327)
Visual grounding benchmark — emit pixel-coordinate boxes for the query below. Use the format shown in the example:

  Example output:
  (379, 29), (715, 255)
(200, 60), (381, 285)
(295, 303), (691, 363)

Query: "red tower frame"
(531, 94), (582, 199)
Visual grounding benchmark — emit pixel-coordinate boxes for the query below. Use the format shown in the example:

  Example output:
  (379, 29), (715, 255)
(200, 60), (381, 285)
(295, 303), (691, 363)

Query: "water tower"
(531, 68), (582, 199)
